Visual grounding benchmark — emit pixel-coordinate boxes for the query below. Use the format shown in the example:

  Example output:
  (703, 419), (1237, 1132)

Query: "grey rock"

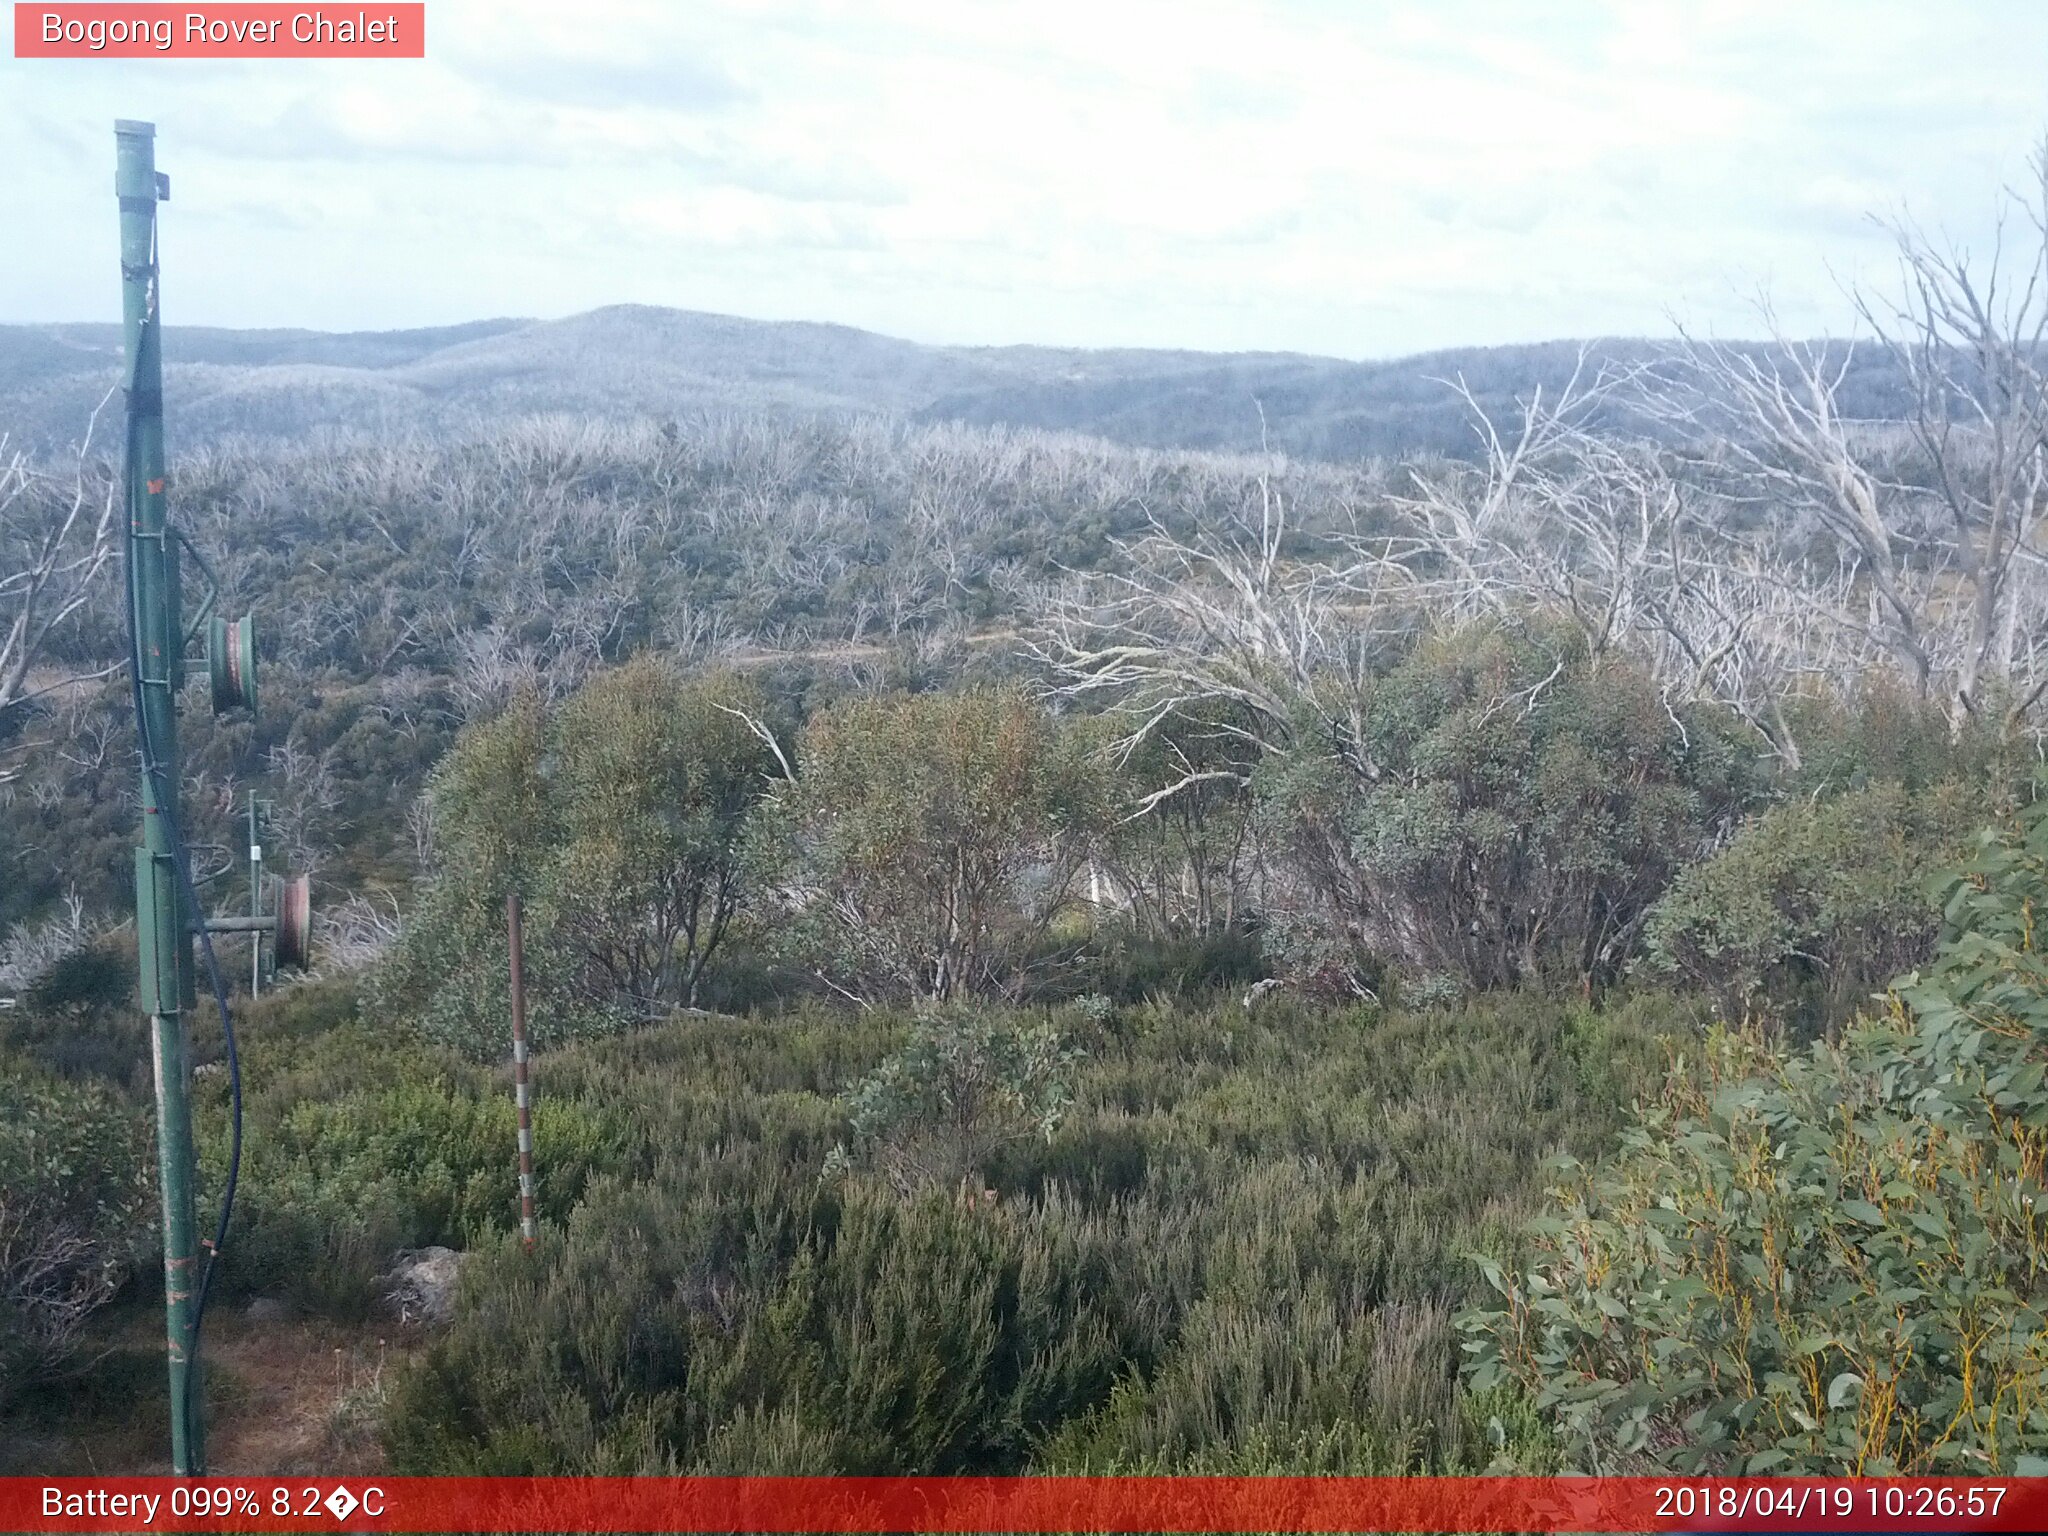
(382, 1245), (467, 1326)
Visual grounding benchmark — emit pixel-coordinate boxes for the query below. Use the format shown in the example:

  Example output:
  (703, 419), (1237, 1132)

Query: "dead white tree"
(1645, 142), (2048, 734)
(1031, 462), (1416, 798)
(1862, 143), (2048, 726)
(1029, 461), (1419, 985)
(448, 621), (555, 717)
(0, 411), (121, 772)
(319, 890), (403, 970)
(1390, 353), (1696, 656)
(0, 888), (102, 994)
(0, 1194), (128, 1397)
(1646, 326), (1944, 706)
(263, 737), (342, 877)
(1390, 356), (1842, 762)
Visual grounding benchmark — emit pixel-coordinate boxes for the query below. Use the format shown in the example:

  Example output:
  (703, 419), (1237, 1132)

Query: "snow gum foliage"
(1642, 780), (1990, 1032)
(771, 688), (1112, 1003)
(1253, 622), (1759, 994)
(373, 659), (778, 1055)
(1464, 786), (2048, 1473)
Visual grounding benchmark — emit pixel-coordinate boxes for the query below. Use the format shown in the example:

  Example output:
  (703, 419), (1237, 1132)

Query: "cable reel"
(272, 872), (312, 971)
(207, 613), (257, 714)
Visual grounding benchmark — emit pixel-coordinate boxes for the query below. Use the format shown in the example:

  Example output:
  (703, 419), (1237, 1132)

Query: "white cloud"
(2, 0), (2046, 355)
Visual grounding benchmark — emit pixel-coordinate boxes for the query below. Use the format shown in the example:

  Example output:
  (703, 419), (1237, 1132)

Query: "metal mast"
(115, 120), (313, 1474)
(115, 117), (205, 1475)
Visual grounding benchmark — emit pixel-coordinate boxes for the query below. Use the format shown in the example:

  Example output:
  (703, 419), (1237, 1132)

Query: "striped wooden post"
(507, 890), (536, 1253)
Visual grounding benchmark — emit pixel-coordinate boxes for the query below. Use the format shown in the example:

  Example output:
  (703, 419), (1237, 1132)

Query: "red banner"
(12, 4), (425, 58)
(5, 1476), (2048, 1533)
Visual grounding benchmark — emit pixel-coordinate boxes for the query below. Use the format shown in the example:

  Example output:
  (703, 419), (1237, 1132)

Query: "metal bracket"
(175, 527), (221, 650)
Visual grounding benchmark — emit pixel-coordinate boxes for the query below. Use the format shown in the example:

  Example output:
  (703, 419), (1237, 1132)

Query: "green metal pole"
(117, 118), (205, 1476)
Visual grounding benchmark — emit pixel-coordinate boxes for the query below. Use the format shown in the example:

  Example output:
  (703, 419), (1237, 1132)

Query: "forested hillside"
(0, 306), (1919, 462)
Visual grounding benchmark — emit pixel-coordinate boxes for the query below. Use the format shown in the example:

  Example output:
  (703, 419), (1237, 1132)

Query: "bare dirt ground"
(2, 1302), (413, 1476)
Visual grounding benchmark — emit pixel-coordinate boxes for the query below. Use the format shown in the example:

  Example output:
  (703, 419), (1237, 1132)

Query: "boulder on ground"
(382, 1245), (466, 1326)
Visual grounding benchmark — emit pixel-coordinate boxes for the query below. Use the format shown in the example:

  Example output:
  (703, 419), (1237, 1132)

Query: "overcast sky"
(6, 0), (2048, 357)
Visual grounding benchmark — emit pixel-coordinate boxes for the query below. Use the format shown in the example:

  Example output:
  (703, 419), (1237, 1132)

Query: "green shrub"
(374, 661), (778, 1058)
(1464, 791), (2048, 1473)
(0, 1050), (154, 1406)
(1253, 620), (1760, 993)
(1039, 1295), (1464, 1473)
(1061, 925), (1266, 1006)
(772, 689), (1111, 1002)
(383, 1176), (1128, 1475)
(229, 975), (365, 1045)
(1642, 780), (1988, 1031)
(23, 943), (130, 1016)
(1782, 684), (2024, 800)
(829, 1011), (1082, 1194)
(193, 1000), (634, 1315)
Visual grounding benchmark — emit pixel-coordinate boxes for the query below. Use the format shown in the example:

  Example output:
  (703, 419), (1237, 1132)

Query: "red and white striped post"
(507, 890), (536, 1253)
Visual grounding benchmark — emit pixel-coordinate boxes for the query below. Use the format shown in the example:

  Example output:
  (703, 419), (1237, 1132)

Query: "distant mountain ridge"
(0, 303), (1907, 462)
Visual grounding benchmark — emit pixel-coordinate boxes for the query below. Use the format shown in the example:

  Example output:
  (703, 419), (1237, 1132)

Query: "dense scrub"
(29, 971), (1679, 1466)
(373, 987), (1686, 1473)
(0, 412), (1384, 937)
(2, 620), (2020, 1475)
